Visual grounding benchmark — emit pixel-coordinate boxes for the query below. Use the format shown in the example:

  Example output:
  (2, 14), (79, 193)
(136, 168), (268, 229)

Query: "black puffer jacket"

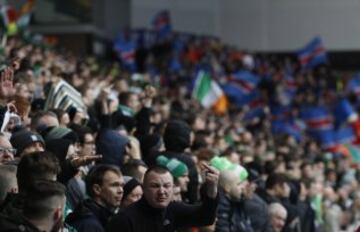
(244, 194), (272, 232)
(0, 193), (40, 232)
(215, 189), (254, 232)
(107, 186), (218, 232)
(66, 199), (114, 232)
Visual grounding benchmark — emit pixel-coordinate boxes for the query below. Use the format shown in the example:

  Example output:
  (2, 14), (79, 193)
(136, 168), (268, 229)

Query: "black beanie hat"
(46, 139), (72, 162)
(122, 176), (141, 200)
(43, 126), (78, 144)
(10, 130), (45, 156)
(163, 120), (191, 152)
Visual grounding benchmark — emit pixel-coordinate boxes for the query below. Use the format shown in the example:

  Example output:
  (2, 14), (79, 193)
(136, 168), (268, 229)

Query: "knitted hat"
(210, 156), (248, 181)
(43, 127), (78, 144)
(210, 156), (234, 171)
(163, 120), (191, 152)
(46, 139), (72, 162)
(122, 176), (141, 201)
(10, 130), (45, 156)
(233, 164), (249, 182)
(156, 155), (188, 178)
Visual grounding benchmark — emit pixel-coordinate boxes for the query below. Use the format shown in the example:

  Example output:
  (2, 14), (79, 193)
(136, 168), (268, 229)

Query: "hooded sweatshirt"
(96, 129), (129, 169)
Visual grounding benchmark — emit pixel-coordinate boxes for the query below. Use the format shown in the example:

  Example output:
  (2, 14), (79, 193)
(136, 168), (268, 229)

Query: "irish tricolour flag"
(192, 70), (228, 114)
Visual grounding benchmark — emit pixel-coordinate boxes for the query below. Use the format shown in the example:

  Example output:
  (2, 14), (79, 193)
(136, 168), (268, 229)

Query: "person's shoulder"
(0, 194), (23, 220)
(0, 211), (38, 232)
(107, 208), (134, 231)
(253, 193), (268, 206)
(65, 202), (97, 226)
(112, 203), (140, 220)
(67, 215), (104, 232)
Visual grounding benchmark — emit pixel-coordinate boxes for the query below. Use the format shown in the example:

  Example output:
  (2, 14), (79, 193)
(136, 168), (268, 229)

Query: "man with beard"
(215, 166), (253, 232)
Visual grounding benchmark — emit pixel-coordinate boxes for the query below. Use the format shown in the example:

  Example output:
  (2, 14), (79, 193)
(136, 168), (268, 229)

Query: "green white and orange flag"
(0, 0), (35, 36)
(0, 5), (18, 35)
(192, 70), (228, 114)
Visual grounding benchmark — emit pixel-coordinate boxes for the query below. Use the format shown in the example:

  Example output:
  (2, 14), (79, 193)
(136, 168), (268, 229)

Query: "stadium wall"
(131, 0), (360, 52)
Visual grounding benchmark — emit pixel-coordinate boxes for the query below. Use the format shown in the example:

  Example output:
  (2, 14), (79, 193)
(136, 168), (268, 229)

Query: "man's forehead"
(104, 170), (121, 178)
(101, 170), (122, 183)
(0, 136), (11, 147)
(146, 172), (173, 183)
(85, 133), (94, 140)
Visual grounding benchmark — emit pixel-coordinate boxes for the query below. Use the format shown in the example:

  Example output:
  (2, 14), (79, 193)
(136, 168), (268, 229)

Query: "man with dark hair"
(70, 125), (95, 157)
(258, 173), (301, 232)
(243, 169), (272, 232)
(0, 180), (66, 232)
(66, 124), (96, 209)
(30, 110), (59, 133)
(0, 151), (61, 229)
(107, 163), (219, 232)
(114, 86), (156, 135)
(260, 173), (290, 204)
(16, 151), (61, 193)
(66, 164), (124, 232)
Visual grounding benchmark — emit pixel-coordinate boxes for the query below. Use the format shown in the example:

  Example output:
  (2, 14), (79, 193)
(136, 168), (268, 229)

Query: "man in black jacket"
(0, 151), (62, 231)
(216, 168), (253, 232)
(107, 164), (219, 232)
(0, 180), (66, 232)
(243, 169), (272, 232)
(66, 164), (124, 232)
(257, 173), (301, 232)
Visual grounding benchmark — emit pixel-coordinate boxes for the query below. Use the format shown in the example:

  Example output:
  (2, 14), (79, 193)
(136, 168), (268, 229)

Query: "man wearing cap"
(10, 130), (45, 157)
(157, 155), (190, 200)
(211, 157), (253, 232)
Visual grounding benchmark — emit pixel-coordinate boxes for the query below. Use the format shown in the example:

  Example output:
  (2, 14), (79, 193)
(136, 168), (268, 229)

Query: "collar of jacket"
(137, 197), (167, 215)
(67, 199), (114, 227)
(85, 199), (115, 225)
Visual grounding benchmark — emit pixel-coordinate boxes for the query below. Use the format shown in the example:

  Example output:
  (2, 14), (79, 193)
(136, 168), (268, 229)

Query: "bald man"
(216, 169), (252, 232)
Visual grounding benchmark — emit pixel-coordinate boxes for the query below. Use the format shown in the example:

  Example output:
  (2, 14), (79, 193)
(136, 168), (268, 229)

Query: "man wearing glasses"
(0, 133), (15, 164)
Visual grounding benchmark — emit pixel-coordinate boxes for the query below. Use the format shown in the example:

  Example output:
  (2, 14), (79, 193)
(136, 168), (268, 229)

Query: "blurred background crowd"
(0, 0), (359, 232)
